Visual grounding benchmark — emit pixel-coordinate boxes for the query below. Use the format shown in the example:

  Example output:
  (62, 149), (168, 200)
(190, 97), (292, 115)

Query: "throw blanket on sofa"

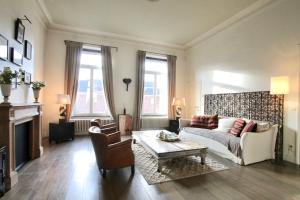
(182, 127), (242, 157)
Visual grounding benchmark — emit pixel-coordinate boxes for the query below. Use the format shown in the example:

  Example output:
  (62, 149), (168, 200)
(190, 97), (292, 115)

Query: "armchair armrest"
(101, 126), (118, 134)
(106, 131), (121, 144)
(240, 125), (278, 165)
(179, 119), (191, 129)
(107, 139), (132, 150)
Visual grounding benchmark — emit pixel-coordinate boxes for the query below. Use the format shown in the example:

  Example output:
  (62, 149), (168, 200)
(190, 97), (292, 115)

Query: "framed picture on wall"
(24, 40), (32, 60)
(15, 19), (25, 44)
(0, 34), (9, 61)
(23, 71), (31, 85)
(11, 48), (23, 66)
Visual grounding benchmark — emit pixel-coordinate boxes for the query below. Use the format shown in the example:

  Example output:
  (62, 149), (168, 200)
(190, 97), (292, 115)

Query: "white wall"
(0, 0), (46, 103)
(43, 29), (187, 136)
(186, 0), (300, 164)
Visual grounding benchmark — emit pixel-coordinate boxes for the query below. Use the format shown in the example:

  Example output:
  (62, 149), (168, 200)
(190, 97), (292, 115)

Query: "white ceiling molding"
(49, 23), (184, 50)
(36, 0), (277, 50)
(184, 0), (277, 49)
(36, 0), (53, 24)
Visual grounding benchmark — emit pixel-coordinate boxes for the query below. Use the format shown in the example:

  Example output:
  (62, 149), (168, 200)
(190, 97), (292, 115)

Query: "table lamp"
(56, 94), (71, 124)
(172, 97), (186, 120)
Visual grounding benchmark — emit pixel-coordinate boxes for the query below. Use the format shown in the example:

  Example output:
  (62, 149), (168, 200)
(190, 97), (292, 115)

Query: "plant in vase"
(31, 81), (45, 103)
(0, 67), (18, 104)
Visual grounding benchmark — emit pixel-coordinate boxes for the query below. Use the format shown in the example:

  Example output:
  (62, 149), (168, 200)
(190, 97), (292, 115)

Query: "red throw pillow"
(240, 121), (257, 137)
(230, 119), (246, 137)
(190, 114), (218, 129)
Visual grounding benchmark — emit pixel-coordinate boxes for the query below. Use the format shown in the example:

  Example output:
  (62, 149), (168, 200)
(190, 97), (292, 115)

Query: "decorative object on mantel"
(31, 81), (45, 103)
(24, 40), (32, 60)
(15, 18), (25, 44)
(172, 97), (186, 120)
(270, 76), (289, 162)
(10, 48), (23, 66)
(0, 67), (18, 104)
(56, 94), (71, 124)
(0, 34), (8, 61)
(122, 78), (132, 91)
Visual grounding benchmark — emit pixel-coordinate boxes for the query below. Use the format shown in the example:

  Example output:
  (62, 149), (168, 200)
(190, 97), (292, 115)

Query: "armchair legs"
(100, 165), (135, 178)
(131, 165), (135, 175)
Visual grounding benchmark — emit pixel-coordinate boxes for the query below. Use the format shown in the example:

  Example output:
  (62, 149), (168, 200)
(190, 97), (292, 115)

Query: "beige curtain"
(101, 46), (117, 120)
(64, 41), (83, 121)
(133, 51), (146, 130)
(167, 55), (177, 120)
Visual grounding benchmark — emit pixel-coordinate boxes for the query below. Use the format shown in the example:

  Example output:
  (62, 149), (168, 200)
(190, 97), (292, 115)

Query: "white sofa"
(179, 118), (278, 165)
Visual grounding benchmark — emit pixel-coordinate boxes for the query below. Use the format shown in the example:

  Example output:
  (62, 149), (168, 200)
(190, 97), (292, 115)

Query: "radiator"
(73, 119), (114, 135)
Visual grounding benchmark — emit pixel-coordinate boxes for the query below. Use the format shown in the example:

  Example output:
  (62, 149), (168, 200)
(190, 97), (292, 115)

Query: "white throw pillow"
(243, 118), (270, 132)
(215, 118), (236, 133)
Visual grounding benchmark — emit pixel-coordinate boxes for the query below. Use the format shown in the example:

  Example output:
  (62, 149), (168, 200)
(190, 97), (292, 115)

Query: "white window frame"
(72, 50), (110, 117)
(142, 57), (168, 117)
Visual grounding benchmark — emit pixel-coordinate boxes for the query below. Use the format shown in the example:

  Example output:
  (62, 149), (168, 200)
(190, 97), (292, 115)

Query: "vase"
(33, 89), (40, 103)
(0, 84), (12, 103)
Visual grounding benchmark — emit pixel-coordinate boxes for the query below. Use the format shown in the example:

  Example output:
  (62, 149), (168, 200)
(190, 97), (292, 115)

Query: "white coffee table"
(132, 130), (208, 172)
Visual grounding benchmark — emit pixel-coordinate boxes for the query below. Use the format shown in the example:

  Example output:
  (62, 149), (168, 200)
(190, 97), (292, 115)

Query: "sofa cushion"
(241, 121), (257, 136)
(214, 118), (236, 133)
(243, 118), (270, 132)
(230, 119), (246, 137)
(190, 114), (218, 129)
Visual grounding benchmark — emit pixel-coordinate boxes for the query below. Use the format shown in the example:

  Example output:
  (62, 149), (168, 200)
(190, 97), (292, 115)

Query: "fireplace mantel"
(0, 103), (43, 190)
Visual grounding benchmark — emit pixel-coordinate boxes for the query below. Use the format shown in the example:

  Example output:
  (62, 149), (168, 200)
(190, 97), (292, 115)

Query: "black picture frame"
(15, 19), (25, 44)
(24, 40), (32, 60)
(0, 34), (9, 61)
(11, 48), (23, 66)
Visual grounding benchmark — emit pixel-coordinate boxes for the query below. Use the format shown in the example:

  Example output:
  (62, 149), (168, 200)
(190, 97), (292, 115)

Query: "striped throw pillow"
(190, 114), (218, 129)
(240, 121), (257, 137)
(230, 119), (246, 137)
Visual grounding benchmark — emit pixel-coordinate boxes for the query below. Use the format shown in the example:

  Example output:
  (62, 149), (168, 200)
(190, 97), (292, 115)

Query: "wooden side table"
(169, 120), (179, 133)
(49, 122), (75, 144)
(119, 114), (133, 135)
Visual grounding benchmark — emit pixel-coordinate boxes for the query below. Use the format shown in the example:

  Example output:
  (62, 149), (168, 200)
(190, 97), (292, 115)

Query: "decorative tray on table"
(157, 130), (180, 142)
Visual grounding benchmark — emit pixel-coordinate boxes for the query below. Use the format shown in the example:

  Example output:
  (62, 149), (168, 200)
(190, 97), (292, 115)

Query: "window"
(142, 56), (168, 116)
(72, 48), (109, 116)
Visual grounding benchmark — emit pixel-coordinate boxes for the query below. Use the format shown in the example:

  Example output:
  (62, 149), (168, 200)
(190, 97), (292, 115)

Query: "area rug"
(133, 143), (229, 185)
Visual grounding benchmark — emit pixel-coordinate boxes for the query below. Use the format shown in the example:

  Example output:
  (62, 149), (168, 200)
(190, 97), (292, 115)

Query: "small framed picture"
(11, 48), (23, 66)
(0, 34), (9, 61)
(24, 71), (31, 85)
(15, 19), (25, 44)
(24, 40), (32, 60)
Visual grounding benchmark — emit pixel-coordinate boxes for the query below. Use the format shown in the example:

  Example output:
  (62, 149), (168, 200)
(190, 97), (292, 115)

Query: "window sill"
(141, 115), (168, 119)
(71, 115), (112, 120)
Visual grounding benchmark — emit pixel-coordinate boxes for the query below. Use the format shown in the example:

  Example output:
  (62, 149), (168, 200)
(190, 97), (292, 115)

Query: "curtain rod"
(143, 50), (176, 58)
(64, 40), (118, 51)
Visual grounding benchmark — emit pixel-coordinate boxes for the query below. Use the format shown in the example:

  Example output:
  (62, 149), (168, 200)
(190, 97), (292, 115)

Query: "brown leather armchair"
(90, 119), (118, 133)
(89, 126), (135, 177)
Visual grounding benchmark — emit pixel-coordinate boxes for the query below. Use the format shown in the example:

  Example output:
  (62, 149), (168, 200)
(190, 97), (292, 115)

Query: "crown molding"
(184, 0), (277, 49)
(49, 23), (184, 50)
(36, 0), (53, 24)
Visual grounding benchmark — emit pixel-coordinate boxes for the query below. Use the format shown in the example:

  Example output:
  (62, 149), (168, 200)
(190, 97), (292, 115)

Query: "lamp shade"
(172, 97), (186, 107)
(270, 76), (289, 94)
(56, 94), (71, 104)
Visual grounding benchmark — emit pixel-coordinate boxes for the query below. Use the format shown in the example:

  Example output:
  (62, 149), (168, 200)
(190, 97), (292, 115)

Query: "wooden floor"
(2, 136), (300, 200)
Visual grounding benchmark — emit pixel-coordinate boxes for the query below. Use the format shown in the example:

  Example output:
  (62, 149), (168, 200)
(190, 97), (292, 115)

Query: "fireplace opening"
(15, 122), (31, 171)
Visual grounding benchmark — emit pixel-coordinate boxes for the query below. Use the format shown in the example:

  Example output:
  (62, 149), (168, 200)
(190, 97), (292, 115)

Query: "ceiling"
(41, 0), (260, 47)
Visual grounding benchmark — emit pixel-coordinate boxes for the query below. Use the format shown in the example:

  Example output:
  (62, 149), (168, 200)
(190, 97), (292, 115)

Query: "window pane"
(80, 51), (102, 66)
(74, 68), (91, 114)
(142, 74), (155, 114)
(155, 74), (168, 114)
(93, 69), (107, 114)
(145, 59), (167, 74)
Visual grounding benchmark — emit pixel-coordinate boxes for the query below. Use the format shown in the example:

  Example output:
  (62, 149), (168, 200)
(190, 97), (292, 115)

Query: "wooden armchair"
(89, 126), (135, 177)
